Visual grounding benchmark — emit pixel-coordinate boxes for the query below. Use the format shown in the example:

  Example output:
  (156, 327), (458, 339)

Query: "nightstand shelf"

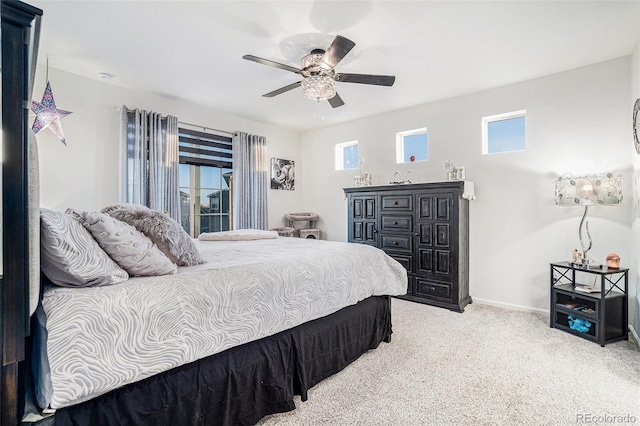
(550, 262), (628, 347)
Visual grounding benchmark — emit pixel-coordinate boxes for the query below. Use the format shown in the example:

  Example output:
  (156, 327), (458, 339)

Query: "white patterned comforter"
(38, 237), (407, 409)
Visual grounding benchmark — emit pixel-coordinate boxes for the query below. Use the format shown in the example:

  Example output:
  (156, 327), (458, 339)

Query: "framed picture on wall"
(271, 158), (295, 190)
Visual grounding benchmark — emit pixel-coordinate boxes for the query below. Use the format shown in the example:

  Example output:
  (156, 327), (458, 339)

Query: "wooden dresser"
(344, 181), (471, 312)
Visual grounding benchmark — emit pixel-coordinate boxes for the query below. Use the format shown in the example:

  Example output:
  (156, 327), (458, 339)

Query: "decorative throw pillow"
(101, 204), (204, 266)
(40, 208), (129, 287)
(73, 211), (177, 277)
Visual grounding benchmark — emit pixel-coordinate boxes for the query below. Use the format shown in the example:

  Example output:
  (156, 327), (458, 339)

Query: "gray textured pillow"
(77, 211), (177, 277)
(40, 208), (129, 287)
(101, 204), (204, 266)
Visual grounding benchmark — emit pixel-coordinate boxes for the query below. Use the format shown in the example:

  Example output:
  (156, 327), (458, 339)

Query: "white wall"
(33, 67), (302, 229)
(631, 39), (640, 341)
(300, 57), (633, 312)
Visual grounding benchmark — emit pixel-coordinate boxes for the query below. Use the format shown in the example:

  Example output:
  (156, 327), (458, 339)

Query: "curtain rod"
(178, 121), (234, 136)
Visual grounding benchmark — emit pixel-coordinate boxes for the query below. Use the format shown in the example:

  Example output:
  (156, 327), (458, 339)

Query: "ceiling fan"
(243, 35), (395, 108)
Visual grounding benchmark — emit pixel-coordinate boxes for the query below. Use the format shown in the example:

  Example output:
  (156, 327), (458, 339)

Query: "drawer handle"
(393, 221), (398, 225)
(430, 286), (436, 292)
(414, 232), (419, 236)
(393, 201), (398, 205)
(392, 241), (398, 245)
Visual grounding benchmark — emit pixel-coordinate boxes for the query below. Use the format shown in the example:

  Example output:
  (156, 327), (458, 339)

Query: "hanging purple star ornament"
(31, 81), (72, 145)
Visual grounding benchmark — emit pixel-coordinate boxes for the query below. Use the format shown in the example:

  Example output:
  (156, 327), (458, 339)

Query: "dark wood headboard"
(1, 1), (43, 424)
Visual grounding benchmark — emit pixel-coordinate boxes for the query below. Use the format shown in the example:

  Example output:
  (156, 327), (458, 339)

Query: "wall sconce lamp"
(554, 172), (623, 268)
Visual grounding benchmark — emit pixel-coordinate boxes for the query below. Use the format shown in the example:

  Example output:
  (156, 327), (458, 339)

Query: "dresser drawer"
(380, 215), (412, 232)
(414, 278), (452, 301)
(386, 253), (413, 272)
(380, 234), (413, 252)
(381, 194), (412, 211)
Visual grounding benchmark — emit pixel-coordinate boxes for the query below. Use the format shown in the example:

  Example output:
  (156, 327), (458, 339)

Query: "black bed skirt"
(50, 295), (392, 426)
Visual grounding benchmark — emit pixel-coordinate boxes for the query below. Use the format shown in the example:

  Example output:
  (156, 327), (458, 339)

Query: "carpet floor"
(257, 299), (640, 425)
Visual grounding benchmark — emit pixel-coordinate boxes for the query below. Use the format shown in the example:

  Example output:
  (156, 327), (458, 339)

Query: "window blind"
(178, 127), (233, 168)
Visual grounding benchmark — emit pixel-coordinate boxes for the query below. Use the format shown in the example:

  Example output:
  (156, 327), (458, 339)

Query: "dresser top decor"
(344, 181), (476, 201)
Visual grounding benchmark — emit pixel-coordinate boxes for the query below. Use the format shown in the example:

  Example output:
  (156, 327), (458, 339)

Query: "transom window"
(396, 127), (427, 163)
(335, 140), (359, 171)
(482, 110), (526, 154)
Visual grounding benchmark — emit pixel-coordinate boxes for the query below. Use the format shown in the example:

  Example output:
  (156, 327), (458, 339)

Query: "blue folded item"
(568, 315), (592, 333)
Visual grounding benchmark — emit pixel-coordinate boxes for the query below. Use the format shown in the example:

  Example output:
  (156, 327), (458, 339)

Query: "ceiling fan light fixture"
(301, 52), (325, 70)
(302, 76), (336, 101)
(243, 35), (394, 108)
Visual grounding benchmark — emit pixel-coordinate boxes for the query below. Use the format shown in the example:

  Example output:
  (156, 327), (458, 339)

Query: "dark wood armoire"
(344, 181), (471, 312)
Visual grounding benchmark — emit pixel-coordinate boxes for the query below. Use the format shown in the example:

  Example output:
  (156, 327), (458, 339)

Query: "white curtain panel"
(232, 132), (268, 230)
(120, 107), (180, 222)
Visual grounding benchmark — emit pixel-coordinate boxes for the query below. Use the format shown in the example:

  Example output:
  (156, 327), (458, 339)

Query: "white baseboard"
(472, 297), (548, 315)
(629, 324), (640, 349)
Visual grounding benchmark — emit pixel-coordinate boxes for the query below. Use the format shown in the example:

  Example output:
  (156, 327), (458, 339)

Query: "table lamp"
(554, 172), (623, 267)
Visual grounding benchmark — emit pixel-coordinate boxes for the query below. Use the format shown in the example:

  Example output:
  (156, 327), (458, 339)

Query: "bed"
(28, 211), (407, 426)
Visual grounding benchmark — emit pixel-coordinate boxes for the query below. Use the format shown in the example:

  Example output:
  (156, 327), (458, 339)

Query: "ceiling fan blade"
(328, 93), (345, 108)
(243, 54), (301, 75)
(322, 36), (356, 68)
(262, 81), (302, 97)
(335, 73), (396, 86)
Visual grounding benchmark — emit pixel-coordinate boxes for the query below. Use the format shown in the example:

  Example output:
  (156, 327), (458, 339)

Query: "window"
(396, 127), (427, 163)
(178, 127), (233, 237)
(335, 140), (359, 170)
(482, 110), (526, 154)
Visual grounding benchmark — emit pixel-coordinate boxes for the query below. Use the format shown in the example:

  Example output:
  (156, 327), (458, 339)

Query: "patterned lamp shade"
(554, 172), (623, 207)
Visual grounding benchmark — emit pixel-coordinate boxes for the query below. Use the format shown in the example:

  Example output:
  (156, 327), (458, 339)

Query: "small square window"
(396, 128), (427, 163)
(335, 141), (359, 170)
(482, 110), (526, 154)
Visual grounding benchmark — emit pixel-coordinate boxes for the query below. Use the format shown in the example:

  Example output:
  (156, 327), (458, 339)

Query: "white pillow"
(40, 208), (129, 287)
(74, 211), (177, 277)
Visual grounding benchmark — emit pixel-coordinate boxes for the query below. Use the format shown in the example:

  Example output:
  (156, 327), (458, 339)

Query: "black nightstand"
(550, 262), (628, 347)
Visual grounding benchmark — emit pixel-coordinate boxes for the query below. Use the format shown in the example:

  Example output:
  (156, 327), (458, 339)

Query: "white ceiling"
(29, 1), (640, 133)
